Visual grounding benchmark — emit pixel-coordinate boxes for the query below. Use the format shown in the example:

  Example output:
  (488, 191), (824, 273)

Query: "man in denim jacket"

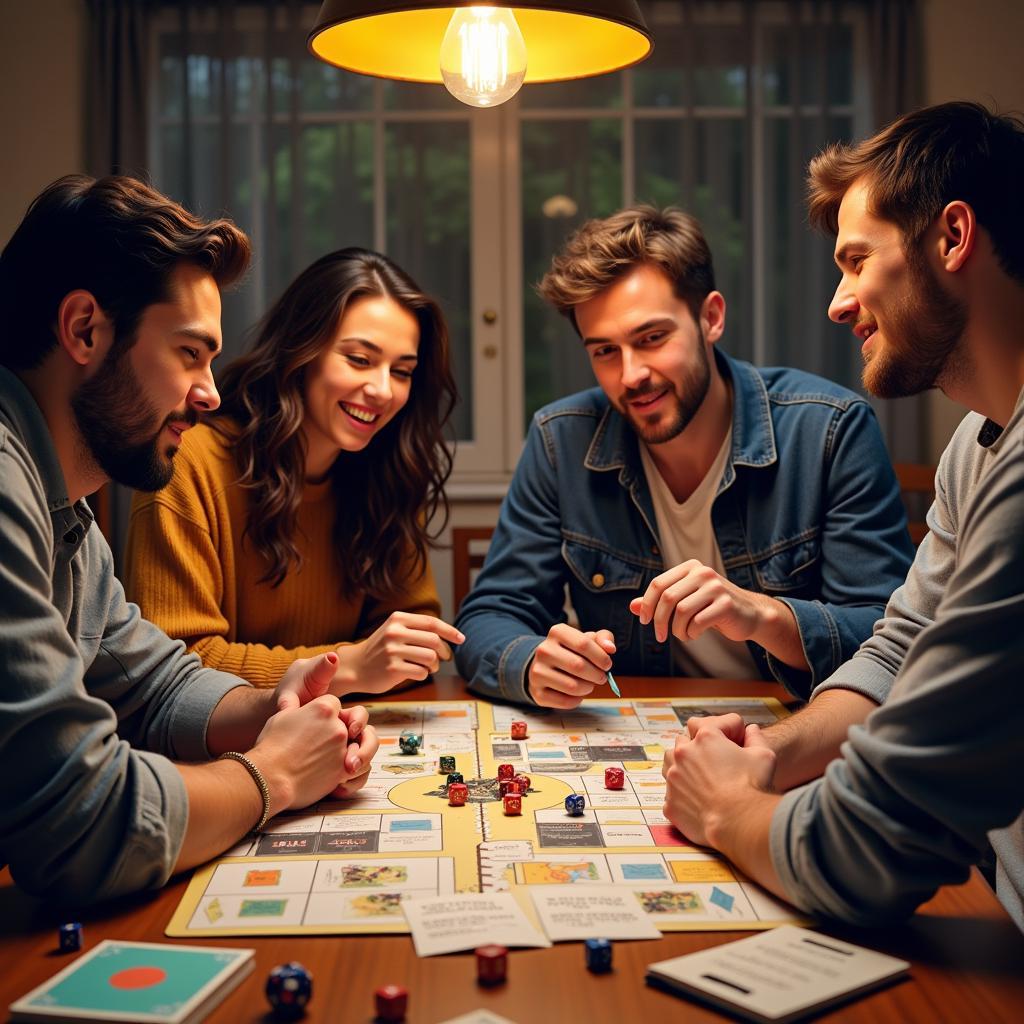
(456, 206), (913, 707)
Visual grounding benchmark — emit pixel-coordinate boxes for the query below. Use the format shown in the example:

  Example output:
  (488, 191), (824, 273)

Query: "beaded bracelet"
(218, 751), (272, 832)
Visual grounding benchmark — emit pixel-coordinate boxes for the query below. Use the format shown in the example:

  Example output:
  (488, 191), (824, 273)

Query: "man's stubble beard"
(862, 246), (968, 400)
(71, 337), (192, 493)
(625, 333), (712, 445)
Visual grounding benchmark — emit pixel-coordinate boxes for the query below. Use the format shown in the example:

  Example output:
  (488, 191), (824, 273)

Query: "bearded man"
(456, 204), (913, 707)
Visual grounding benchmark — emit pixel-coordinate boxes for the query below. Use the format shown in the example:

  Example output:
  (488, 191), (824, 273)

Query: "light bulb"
(440, 6), (527, 108)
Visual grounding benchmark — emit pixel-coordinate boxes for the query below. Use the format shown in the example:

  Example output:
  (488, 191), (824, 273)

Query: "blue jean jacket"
(455, 351), (914, 704)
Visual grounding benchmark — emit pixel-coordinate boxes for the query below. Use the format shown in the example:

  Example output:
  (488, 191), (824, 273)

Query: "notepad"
(645, 925), (909, 1023)
(10, 940), (254, 1023)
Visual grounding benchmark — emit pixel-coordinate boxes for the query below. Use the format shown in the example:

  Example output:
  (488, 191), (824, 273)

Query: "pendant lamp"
(308, 1), (653, 108)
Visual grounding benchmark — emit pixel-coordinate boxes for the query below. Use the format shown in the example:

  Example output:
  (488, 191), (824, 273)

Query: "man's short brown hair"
(807, 101), (1024, 282)
(0, 174), (251, 371)
(537, 205), (716, 328)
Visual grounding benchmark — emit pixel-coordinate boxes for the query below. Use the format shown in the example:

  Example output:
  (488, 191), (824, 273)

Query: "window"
(151, 0), (870, 483)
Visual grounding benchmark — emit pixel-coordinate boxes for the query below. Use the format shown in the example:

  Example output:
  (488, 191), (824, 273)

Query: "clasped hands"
(256, 651), (380, 812)
(661, 713), (777, 846)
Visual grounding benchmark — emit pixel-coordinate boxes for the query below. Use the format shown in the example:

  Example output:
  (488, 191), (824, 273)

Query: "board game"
(167, 698), (803, 937)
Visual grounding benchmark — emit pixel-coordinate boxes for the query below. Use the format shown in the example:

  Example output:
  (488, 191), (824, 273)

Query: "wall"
(0, 0), (86, 241)
(921, 0), (1024, 460)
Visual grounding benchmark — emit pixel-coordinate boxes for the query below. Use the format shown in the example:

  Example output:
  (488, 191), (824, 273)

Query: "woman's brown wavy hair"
(212, 247), (457, 597)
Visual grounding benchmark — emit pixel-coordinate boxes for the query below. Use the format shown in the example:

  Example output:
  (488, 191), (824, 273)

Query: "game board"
(167, 697), (803, 937)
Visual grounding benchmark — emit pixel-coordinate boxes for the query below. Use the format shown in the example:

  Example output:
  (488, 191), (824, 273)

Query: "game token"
(58, 922), (83, 952)
(439, 755), (456, 774)
(448, 782), (469, 806)
(497, 763), (515, 782)
(584, 937), (613, 973)
(475, 944), (508, 986)
(604, 766), (625, 790)
(374, 983), (408, 1021)
(513, 772), (531, 794)
(266, 961), (312, 1020)
(503, 793), (522, 815)
(565, 794), (585, 816)
(398, 731), (421, 755)
(499, 779), (514, 797)
(446, 771), (464, 787)
(510, 720), (528, 740)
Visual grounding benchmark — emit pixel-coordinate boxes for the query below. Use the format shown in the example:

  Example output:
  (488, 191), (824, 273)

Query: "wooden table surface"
(3, 676), (1023, 1023)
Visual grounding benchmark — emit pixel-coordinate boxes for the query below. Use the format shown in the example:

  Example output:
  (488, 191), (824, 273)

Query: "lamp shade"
(308, 1), (653, 83)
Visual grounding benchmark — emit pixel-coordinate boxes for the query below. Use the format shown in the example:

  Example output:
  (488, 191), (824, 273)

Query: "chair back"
(894, 462), (936, 546)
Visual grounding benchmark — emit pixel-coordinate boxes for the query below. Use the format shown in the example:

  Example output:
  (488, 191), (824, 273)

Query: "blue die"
(446, 771), (465, 787)
(399, 731), (421, 754)
(58, 922), (83, 952)
(266, 961), (313, 1020)
(584, 938), (613, 973)
(565, 794), (586, 816)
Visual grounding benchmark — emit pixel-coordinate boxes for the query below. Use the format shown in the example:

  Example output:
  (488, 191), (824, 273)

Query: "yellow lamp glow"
(309, 2), (652, 107)
(440, 7), (527, 107)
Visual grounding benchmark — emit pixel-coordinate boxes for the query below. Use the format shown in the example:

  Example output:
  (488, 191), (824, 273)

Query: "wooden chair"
(894, 462), (936, 546)
(451, 526), (494, 614)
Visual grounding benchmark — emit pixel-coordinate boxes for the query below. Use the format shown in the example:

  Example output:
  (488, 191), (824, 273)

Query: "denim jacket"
(455, 351), (914, 704)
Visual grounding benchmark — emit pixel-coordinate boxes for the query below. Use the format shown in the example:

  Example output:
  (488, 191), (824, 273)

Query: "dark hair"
(212, 247), (457, 598)
(808, 101), (1024, 281)
(538, 204), (716, 326)
(0, 174), (251, 371)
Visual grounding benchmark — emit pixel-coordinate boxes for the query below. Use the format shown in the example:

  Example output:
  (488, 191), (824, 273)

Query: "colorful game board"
(167, 698), (802, 937)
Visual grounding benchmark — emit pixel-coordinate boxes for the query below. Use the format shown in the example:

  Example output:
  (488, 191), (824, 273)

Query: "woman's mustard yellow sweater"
(124, 420), (440, 686)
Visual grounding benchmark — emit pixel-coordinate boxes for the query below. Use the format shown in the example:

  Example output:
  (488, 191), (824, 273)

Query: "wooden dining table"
(2, 675), (1022, 1023)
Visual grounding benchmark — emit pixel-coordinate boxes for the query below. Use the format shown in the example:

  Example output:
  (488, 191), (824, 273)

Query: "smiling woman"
(124, 248), (465, 695)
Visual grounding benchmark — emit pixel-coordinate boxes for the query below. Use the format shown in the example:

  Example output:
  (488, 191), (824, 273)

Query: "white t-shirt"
(639, 430), (761, 680)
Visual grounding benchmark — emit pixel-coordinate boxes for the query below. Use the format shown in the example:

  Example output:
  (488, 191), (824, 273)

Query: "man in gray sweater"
(662, 101), (1024, 931)
(0, 175), (378, 903)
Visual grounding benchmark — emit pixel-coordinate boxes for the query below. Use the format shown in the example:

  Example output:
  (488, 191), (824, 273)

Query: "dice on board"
(584, 937), (613, 974)
(510, 720), (528, 740)
(604, 766), (625, 790)
(503, 793), (522, 815)
(475, 944), (508, 986)
(565, 794), (586, 816)
(438, 755), (457, 774)
(497, 763), (515, 782)
(374, 983), (409, 1022)
(448, 782), (469, 806)
(58, 922), (83, 953)
(398, 731), (421, 755)
(266, 961), (313, 1020)
(513, 773), (531, 795)
(498, 779), (514, 798)
(446, 771), (464, 787)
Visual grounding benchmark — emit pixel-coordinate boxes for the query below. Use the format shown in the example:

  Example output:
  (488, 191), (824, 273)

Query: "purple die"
(266, 961), (313, 1020)
(58, 922), (83, 953)
(565, 794), (586, 816)
(585, 937), (613, 973)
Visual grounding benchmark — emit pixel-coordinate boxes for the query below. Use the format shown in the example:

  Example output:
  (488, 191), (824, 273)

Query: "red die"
(499, 779), (514, 797)
(374, 983), (408, 1021)
(497, 763), (515, 782)
(503, 793), (522, 815)
(604, 767), (625, 790)
(476, 945), (508, 986)
(513, 773), (531, 794)
(448, 782), (469, 806)
(510, 720), (528, 740)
